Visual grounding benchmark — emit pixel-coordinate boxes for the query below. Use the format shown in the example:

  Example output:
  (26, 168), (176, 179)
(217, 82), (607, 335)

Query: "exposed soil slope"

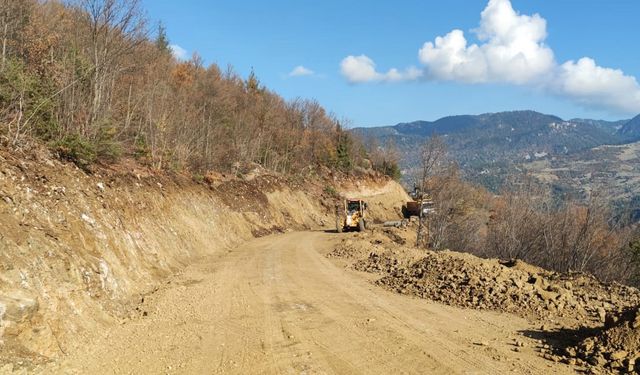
(8, 147), (635, 374)
(0, 147), (407, 369)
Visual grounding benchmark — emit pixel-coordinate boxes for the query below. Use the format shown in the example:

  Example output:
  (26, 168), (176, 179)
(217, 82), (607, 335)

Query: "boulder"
(0, 290), (38, 325)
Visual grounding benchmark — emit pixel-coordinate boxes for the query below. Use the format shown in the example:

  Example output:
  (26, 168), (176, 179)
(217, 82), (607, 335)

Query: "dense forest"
(0, 0), (399, 177)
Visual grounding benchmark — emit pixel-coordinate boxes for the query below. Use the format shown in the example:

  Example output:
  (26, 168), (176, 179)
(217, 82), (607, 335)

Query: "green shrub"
(381, 160), (402, 180)
(323, 185), (339, 198)
(134, 134), (150, 159)
(52, 134), (97, 170)
(96, 137), (122, 162)
(93, 120), (122, 162)
(192, 173), (204, 183)
(0, 58), (59, 142)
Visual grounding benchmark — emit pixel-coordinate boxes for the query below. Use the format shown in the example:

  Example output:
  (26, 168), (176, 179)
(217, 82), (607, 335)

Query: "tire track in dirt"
(41, 231), (574, 374)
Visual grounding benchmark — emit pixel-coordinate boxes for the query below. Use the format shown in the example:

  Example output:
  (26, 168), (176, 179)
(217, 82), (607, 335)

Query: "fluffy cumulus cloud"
(289, 65), (314, 77)
(340, 55), (422, 83)
(557, 58), (640, 113)
(340, 0), (640, 114)
(169, 44), (188, 60)
(418, 0), (554, 84)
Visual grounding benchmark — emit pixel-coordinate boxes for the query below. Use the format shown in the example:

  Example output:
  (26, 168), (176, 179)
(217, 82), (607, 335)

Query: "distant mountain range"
(619, 114), (640, 138)
(353, 110), (639, 194)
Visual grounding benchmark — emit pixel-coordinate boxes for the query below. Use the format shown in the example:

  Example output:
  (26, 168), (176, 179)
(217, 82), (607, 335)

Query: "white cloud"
(340, 55), (422, 83)
(556, 58), (640, 113)
(340, 0), (640, 114)
(340, 55), (379, 83)
(289, 65), (315, 77)
(169, 44), (188, 60)
(418, 0), (554, 84)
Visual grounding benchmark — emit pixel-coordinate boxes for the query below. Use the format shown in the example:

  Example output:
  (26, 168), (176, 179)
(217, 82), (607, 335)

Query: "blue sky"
(142, 0), (640, 127)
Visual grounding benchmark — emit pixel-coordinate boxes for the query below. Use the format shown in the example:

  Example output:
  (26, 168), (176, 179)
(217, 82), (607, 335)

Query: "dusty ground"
(0, 146), (408, 366)
(328, 226), (640, 373)
(36, 231), (573, 375)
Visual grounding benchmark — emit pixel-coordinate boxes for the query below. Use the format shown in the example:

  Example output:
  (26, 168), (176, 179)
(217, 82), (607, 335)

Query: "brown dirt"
(4, 145), (628, 374)
(36, 232), (573, 375)
(0, 146), (410, 373)
(561, 307), (640, 373)
(328, 226), (640, 373)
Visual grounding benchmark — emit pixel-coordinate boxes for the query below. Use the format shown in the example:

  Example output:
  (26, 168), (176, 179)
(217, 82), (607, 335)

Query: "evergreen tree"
(246, 68), (260, 93)
(155, 23), (170, 52)
(335, 122), (353, 171)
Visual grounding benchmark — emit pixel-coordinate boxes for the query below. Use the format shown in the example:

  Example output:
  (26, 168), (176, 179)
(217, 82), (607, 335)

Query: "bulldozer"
(336, 199), (368, 232)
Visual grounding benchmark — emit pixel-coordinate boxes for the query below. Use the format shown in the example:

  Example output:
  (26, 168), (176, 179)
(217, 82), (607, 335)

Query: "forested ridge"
(0, 0), (398, 177)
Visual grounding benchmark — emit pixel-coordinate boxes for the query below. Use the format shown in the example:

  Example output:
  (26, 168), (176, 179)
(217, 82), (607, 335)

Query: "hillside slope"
(0, 147), (408, 367)
(523, 140), (640, 213)
(619, 114), (640, 139)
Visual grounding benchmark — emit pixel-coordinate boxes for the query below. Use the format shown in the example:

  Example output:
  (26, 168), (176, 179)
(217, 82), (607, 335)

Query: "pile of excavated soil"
(329, 228), (640, 329)
(563, 307), (640, 373)
(377, 253), (640, 326)
(328, 228), (640, 372)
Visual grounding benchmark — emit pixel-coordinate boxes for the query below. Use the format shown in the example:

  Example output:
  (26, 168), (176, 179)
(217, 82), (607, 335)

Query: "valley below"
(355, 111), (640, 212)
(523, 141), (640, 210)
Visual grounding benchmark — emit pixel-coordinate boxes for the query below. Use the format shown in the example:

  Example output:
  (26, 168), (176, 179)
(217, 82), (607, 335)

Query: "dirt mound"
(354, 252), (403, 274)
(378, 252), (640, 326)
(330, 228), (640, 329)
(326, 239), (372, 259)
(327, 230), (421, 269)
(563, 307), (640, 372)
(327, 228), (640, 372)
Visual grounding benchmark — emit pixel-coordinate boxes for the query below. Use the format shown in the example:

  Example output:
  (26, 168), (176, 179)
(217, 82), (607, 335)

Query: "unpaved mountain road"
(45, 232), (572, 374)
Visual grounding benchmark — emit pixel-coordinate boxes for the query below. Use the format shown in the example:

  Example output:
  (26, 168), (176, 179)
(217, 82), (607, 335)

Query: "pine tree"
(335, 122), (352, 171)
(246, 68), (260, 93)
(155, 23), (170, 52)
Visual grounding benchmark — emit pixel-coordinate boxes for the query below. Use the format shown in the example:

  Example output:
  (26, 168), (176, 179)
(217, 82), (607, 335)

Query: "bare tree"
(77, 0), (147, 137)
(0, 0), (32, 70)
(421, 166), (486, 251)
(0, 0), (367, 177)
(418, 134), (447, 192)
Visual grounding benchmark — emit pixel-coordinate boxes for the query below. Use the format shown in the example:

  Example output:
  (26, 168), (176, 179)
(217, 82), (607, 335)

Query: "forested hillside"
(620, 114), (640, 139)
(0, 0), (388, 176)
(354, 110), (636, 190)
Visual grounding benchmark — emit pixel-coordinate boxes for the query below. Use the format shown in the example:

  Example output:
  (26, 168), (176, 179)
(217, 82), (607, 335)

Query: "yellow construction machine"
(336, 199), (368, 232)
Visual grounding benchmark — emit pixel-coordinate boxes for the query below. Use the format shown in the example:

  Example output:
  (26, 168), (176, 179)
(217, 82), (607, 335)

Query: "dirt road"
(46, 232), (573, 374)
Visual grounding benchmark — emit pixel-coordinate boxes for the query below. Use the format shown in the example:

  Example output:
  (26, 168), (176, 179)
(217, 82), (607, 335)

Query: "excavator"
(336, 199), (368, 232)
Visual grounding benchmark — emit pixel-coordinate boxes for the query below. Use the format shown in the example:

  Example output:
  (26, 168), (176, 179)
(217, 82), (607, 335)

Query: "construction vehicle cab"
(336, 199), (368, 232)
(403, 193), (434, 218)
